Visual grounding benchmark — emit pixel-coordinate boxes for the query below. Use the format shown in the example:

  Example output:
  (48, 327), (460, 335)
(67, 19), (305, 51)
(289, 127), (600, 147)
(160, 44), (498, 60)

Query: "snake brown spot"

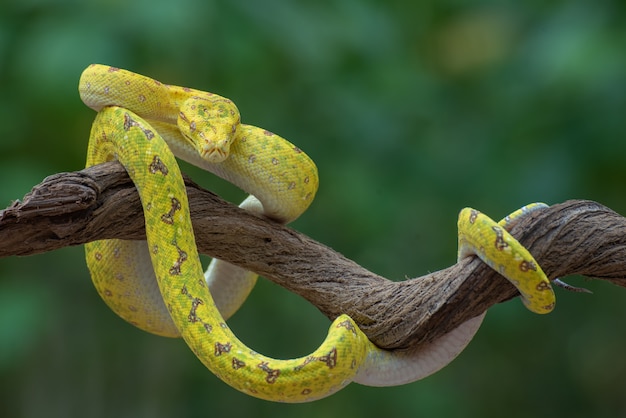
(142, 128), (155, 140)
(318, 347), (338, 369)
(337, 319), (357, 335)
(149, 155), (169, 175)
(121, 111), (154, 140)
(122, 113), (136, 131)
(232, 358), (246, 370)
(492, 226), (508, 251)
(536, 281), (551, 291)
(215, 342), (232, 356)
(257, 362), (280, 384)
(188, 297), (203, 323)
(161, 197), (181, 224)
(169, 246), (188, 275)
(520, 260), (538, 273)
(469, 209), (479, 224)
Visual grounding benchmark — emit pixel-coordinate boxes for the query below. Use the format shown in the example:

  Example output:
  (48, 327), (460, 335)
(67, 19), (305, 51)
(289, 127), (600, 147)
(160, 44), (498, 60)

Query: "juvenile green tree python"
(80, 64), (556, 402)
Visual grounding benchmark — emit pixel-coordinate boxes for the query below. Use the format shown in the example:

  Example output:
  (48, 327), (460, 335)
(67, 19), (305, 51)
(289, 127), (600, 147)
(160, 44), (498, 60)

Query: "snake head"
(178, 96), (240, 163)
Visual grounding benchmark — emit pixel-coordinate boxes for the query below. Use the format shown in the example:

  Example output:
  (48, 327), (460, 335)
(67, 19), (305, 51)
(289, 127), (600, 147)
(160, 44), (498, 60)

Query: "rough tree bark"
(1, 161), (625, 351)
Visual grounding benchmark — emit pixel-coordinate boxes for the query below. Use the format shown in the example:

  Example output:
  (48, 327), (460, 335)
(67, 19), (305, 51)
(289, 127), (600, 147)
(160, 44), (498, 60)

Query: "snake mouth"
(201, 142), (229, 163)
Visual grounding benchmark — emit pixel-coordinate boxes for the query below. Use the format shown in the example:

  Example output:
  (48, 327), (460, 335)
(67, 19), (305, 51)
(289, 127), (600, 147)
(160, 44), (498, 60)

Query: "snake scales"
(80, 64), (555, 402)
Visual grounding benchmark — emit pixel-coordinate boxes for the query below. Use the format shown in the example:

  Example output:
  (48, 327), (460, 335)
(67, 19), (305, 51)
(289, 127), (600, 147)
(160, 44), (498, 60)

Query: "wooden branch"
(1, 161), (625, 351)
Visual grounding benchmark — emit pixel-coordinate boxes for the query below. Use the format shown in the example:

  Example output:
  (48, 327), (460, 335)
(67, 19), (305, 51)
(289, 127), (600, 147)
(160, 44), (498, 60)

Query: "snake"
(79, 64), (556, 402)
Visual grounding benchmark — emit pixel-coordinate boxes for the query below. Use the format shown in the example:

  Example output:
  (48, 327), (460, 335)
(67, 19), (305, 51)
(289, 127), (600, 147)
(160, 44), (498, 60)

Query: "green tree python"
(79, 64), (556, 402)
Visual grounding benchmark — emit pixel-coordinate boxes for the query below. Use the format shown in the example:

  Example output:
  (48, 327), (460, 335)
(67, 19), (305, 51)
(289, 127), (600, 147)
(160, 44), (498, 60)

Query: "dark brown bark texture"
(1, 161), (625, 351)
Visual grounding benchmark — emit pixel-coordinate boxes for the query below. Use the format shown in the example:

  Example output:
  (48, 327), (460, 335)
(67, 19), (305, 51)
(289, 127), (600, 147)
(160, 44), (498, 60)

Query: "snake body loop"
(80, 64), (556, 402)
(80, 65), (318, 337)
(86, 106), (368, 401)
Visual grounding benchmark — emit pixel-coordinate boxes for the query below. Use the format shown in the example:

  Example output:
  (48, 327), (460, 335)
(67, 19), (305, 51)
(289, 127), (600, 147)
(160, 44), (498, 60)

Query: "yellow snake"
(80, 64), (556, 402)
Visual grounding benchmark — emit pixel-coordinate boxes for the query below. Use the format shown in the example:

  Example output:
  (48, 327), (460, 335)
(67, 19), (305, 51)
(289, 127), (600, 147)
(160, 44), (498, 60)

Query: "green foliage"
(1, 0), (626, 416)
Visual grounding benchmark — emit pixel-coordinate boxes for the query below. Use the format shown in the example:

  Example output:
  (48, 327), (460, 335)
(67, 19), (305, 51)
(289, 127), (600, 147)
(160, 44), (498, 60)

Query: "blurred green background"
(1, 0), (626, 416)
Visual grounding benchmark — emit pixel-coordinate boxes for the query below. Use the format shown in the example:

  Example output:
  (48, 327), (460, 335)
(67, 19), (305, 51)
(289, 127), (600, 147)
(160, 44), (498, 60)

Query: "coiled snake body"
(80, 64), (555, 402)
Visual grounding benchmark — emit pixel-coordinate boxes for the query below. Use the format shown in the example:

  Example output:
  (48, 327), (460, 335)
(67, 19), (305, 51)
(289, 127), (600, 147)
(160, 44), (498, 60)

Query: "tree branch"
(1, 162), (625, 350)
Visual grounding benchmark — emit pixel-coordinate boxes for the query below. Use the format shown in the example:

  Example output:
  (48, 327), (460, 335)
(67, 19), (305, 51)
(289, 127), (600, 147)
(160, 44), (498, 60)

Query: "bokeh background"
(1, 0), (626, 417)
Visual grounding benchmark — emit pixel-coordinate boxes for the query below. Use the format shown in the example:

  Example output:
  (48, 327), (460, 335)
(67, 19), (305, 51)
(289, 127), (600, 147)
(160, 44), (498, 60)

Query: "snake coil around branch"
(1, 161), (625, 352)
